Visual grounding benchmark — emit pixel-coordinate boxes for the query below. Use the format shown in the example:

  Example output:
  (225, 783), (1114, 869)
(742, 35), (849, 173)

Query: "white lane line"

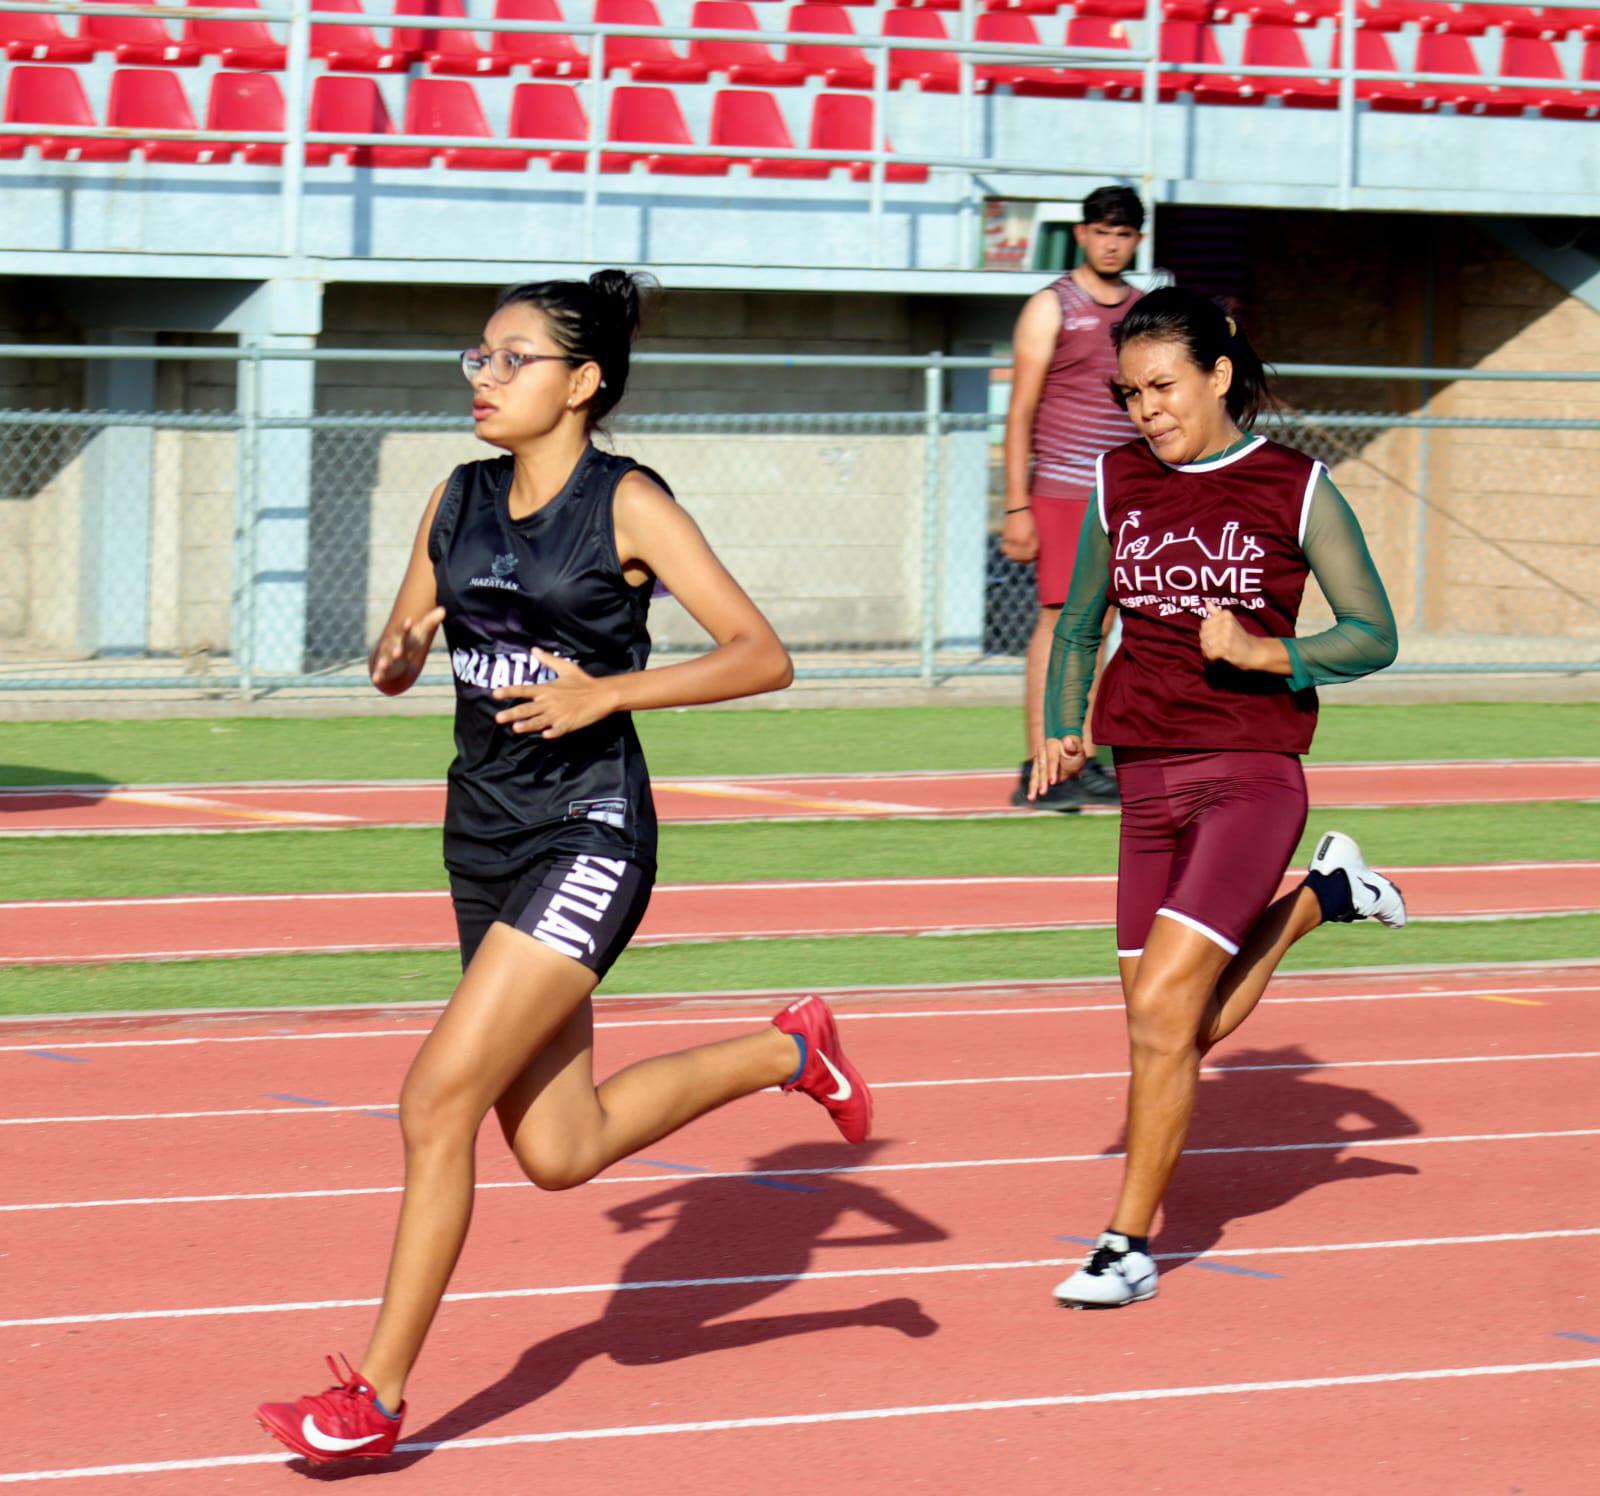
(6, 1227), (1594, 1331)
(1, 982), (1594, 1055)
(8, 1051), (1599, 1128)
(2, 1358), (1596, 1482)
(3, 1128), (1594, 1215)
(5, 862), (1595, 911)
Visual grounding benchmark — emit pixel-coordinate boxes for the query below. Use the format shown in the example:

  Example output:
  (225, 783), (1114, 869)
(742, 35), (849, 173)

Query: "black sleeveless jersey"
(428, 445), (664, 876)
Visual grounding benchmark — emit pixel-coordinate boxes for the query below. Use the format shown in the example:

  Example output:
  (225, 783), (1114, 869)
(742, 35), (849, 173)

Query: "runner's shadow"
(0, 769), (116, 812)
(305, 1140), (947, 1478)
(1099, 1046), (1422, 1276)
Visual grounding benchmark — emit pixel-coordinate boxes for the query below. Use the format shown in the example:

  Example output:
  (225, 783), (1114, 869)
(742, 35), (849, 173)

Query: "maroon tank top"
(1093, 435), (1326, 754)
(1029, 275), (1141, 499)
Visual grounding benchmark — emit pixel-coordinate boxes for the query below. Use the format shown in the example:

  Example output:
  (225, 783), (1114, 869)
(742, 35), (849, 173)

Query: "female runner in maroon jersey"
(1031, 287), (1405, 1309)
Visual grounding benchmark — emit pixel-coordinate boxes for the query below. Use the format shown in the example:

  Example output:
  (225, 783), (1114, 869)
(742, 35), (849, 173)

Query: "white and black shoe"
(1306, 830), (1407, 929)
(1053, 1232), (1158, 1309)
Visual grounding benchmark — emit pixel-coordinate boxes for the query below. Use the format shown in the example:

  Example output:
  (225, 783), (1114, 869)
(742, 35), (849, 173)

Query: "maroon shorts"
(1033, 491), (1091, 608)
(1113, 747), (1308, 958)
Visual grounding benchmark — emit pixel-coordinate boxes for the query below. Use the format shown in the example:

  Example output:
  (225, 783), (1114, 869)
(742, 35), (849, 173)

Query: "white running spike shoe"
(1308, 830), (1407, 929)
(1053, 1232), (1159, 1309)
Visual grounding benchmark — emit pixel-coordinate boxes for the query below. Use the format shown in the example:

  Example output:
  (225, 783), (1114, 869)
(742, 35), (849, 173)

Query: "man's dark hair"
(1081, 186), (1144, 232)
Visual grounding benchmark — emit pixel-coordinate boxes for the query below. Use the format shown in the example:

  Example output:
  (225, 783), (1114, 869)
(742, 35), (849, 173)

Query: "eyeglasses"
(459, 348), (575, 384)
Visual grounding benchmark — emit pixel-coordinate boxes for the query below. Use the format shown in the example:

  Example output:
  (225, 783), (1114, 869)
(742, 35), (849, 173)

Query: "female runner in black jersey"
(257, 272), (872, 1463)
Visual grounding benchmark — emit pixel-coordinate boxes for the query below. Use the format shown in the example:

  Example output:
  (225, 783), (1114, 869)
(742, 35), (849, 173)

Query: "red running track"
(4, 758), (1599, 834)
(3, 863), (1597, 964)
(0, 967), (1596, 1489)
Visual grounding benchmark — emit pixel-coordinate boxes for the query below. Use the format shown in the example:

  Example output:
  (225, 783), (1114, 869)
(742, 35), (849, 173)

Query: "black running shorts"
(449, 850), (654, 976)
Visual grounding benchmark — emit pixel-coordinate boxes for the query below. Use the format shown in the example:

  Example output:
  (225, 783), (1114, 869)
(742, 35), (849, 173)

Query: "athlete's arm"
(491, 472), (792, 737)
(368, 479), (448, 697)
(1030, 504), (1112, 798)
(1000, 289), (1063, 565)
(1198, 472), (1398, 685)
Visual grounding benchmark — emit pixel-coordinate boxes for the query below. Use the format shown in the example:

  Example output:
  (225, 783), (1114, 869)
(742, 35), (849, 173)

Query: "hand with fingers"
(1198, 601), (1260, 670)
(1029, 735), (1086, 802)
(1000, 506), (1039, 565)
(370, 606), (447, 695)
(493, 649), (621, 739)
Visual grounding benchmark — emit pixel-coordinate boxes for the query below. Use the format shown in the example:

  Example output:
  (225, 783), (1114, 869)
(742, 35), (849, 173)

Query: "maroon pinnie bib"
(1093, 436), (1325, 755)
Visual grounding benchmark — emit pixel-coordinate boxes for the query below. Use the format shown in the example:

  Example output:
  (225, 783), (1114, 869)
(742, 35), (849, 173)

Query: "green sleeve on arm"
(1287, 473), (1400, 692)
(1044, 499), (1112, 740)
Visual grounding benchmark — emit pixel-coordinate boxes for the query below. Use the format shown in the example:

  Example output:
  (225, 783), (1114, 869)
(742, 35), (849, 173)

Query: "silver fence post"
(921, 354), (944, 686)
(584, 30), (604, 262)
(281, 0), (311, 258)
(1138, 0), (1159, 271)
(871, 39), (888, 270)
(1337, 0), (1356, 210)
(235, 343), (262, 700)
(958, 0), (974, 266)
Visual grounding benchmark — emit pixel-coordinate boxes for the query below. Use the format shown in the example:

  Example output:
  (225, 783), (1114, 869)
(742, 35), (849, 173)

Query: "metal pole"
(1337, 0), (1356, 211)
(235, 343), (262, 699)
(871, 40), (888, 270)
(958, 0), (974, 268)
(1138, 0), (1159, 272)
(584, 31), (604, 263)
(280, 0), (311, 258)
(1412, 253), (1435, 633)
(920, 354), (944, 686)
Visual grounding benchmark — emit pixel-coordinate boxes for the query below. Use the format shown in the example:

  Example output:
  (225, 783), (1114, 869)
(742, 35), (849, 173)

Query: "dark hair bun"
(588, 269), (650, 343)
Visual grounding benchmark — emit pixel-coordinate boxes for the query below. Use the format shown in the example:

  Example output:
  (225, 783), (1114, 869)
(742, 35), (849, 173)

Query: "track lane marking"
(4, 1227), (1595, 1331)
(2, 1128), (1595, 1214)
(7, 1050), (1599, 1127)
(1, 1358), (1596, 1482)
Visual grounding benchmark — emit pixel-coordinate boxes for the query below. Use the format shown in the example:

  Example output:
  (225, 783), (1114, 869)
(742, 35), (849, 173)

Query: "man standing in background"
(1001, 186), (1144, 810)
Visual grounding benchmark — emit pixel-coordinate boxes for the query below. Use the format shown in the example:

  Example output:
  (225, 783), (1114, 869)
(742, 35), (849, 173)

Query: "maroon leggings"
(1112, 747), (1308, 958)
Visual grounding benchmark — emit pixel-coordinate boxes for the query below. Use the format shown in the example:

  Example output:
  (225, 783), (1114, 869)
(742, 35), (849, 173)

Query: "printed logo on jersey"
(567, 797), (628, 829)
(529, 855), (629, 961)
(471, 553), (520, 591)
(1112, 508), (1269, 618)
(451, 643), (563, 693)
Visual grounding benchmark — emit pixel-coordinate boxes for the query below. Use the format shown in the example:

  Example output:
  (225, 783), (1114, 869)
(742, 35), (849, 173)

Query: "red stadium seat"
(889, 0), (963, 10)
(1582, 11), (1600, 40)
(3, 64), (131, 160)
(493, 0), (590, 78)
(980, 0), (1065, 14)
(1412, 31), (1523, 111)
(1328, 26), (1429, 110)
(689, 2), (808, 84)
(608, 85), (729, 172)
(709, 87), (831, 175)
(311, 0), (415, 73)
(1493, 34), (1578, 111)
(1073, 0), (1212, 17)
(809, 91), (927, 181)
(1156, 21), (1227, 97)
(1195, 21), (1336, 105)
(394, 0), (513, 75)
(206, 70), (285, 163)
(1238, 0), (1342, 22)
(81, 0), (202, 65)
(107, 67), (221, 162)
(784, 4), (876, 87)
(402, 78), (530, 167)
(883, 9), (962, 91)
(595, 0), (711, 81)
(508, 80), (607, 168)
(182, 0), (286, 70)
(1060, 16), (1142, 98)
(1357, 2), (1459, 30)
(1540, 38), (1600, 116)
(973, 12), (1085, 96)
(2, 10), (96, 63)
(306, 74), (433, 165)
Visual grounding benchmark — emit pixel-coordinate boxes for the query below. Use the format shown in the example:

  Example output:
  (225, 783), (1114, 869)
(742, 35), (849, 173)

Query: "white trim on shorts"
(1095, 451), (1110, 534)
(1154, 907), (1241, 957)
(1116, 947), (1144, 959)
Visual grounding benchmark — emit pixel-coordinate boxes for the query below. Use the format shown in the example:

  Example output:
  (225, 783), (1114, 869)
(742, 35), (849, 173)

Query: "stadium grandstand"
(0, 0), (1597, 689)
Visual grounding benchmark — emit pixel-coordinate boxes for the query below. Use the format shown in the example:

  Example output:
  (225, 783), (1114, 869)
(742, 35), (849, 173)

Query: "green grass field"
(1, 701), (1596, 787)
(2, 703), (1595, 1017)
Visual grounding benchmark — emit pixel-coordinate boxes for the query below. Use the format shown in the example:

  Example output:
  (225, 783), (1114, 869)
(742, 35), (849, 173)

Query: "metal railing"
(1, 343), (1596, 694)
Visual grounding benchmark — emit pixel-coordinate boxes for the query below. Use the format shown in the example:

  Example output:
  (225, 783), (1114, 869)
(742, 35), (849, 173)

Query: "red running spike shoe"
(773, 994), (872, 1144)
(256, 1354), (404, 1465)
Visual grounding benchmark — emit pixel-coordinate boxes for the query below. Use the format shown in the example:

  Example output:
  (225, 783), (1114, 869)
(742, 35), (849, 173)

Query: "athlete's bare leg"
(1106, 884), (1323, 1238)
(357, 925), (796, 1409)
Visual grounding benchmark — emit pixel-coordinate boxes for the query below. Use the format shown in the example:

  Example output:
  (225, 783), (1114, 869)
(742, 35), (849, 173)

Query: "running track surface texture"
(2, 964), (1597, 1490)
(6, 863), (1598, 964)
(5, 758), (1600, 834)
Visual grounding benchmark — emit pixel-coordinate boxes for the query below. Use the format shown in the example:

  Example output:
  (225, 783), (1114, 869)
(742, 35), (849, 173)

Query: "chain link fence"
(2, 354), (1598, 694)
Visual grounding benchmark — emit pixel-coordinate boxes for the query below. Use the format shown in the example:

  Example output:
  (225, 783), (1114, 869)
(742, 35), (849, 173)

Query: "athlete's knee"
(398, 1067), (488, 1149)
(1124, 985), (1204, 1060)
(509, 1136), (601, 1192)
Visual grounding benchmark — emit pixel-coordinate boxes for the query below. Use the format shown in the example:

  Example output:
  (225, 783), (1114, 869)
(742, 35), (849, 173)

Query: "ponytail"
(1110, 286), (1275, 429)
(494, 269), (656, 427)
